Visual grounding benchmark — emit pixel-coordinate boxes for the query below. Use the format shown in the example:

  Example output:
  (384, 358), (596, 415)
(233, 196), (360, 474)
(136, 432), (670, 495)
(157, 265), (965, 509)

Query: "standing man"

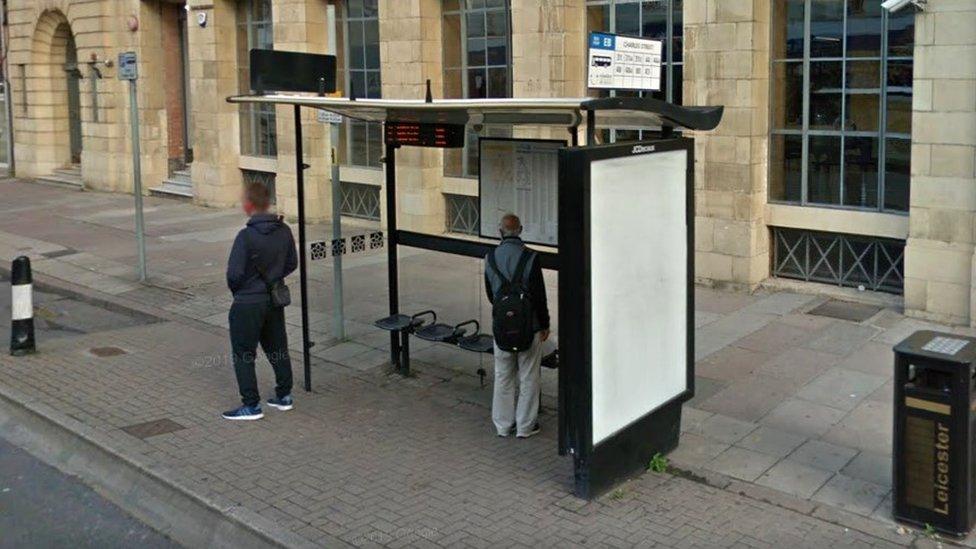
(222, 182), (298, 421)
(485, 213), (550, 438)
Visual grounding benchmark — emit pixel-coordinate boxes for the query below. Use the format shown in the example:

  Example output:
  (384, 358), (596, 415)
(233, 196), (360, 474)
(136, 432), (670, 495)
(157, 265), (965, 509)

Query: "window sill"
(442, 176), (478, 196)
(239, 155), (277, 173)
(338, 165), (383, 186)
(764, 203), (909, 240)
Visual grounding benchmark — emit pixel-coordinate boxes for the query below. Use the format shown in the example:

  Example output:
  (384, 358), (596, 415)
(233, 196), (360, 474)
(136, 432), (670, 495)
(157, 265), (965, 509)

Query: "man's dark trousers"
(229, 300), (293, 407)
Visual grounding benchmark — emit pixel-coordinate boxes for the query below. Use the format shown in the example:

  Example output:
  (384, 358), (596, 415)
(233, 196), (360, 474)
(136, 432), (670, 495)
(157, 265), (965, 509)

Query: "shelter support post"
(384, 140), (402, 372)
(330, 125), (346, 341)
(585, 110), (595, 146)
(294, 105), (313, 392)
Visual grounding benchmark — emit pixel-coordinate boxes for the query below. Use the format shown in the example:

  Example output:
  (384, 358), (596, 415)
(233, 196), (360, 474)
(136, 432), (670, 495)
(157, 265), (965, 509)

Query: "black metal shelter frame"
(227, 90), (722, 497)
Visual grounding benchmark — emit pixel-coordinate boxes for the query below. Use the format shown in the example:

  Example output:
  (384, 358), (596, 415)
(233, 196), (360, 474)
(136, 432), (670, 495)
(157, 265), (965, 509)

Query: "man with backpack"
(485, 213), (550, 438)
(222, 182), (298, 421)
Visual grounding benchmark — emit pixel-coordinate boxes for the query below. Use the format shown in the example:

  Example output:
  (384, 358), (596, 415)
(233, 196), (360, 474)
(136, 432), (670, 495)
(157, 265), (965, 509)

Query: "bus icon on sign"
(592, 55), (612, 68)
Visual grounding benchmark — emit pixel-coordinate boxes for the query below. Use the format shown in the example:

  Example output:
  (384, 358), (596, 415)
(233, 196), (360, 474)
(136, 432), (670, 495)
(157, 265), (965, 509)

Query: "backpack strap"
(486, 250), (511, 286)
(511, 249), (533, 286)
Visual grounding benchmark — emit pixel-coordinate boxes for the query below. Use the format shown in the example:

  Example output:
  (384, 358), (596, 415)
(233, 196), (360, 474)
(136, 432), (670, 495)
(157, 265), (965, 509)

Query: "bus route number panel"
(384, 122), (465, 148)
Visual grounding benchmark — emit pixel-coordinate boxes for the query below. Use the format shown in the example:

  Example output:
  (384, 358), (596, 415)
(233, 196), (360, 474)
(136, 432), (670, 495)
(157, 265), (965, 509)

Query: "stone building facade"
(4, 0), (975, 325)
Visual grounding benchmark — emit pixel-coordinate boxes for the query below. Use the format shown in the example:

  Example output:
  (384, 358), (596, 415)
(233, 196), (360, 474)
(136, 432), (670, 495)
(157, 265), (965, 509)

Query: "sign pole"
(119, 52), (147, 282)
(329, 124), (345, 341)
(326, 4), (345, 341)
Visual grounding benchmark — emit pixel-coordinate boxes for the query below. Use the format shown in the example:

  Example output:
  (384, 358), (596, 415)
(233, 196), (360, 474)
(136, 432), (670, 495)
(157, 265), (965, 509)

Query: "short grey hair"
(498, 213), (522, 238)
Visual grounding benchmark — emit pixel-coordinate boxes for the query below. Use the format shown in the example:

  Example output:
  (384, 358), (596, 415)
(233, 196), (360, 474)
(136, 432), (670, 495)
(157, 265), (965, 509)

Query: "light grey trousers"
(492, 333), (543, 436)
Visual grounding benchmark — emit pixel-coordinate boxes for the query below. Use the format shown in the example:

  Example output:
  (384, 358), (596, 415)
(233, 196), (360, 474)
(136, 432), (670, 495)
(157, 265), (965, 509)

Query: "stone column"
(272, 0), (332, 222)
(510, 0), (586, 145)
(511, 0), (586, 99)
(684, 0), (770, 290)
(187, 0), (244, 208)
(126, 0), (171, 196)
(378, 0), (445, 233)
(903, 1), (976, 325)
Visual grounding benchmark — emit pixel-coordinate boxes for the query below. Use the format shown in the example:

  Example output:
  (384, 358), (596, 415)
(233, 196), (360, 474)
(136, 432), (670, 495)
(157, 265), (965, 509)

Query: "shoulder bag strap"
(244, 226), (278, 290)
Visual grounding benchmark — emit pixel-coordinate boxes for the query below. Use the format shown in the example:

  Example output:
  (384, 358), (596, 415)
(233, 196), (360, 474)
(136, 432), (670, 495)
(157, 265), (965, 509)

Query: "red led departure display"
(384, 122), (465, 148)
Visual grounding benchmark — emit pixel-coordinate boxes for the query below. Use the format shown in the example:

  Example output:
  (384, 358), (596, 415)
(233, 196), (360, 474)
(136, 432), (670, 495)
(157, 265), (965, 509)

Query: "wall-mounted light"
(197, 12), (208, 28)
(126, 15), (139, 32)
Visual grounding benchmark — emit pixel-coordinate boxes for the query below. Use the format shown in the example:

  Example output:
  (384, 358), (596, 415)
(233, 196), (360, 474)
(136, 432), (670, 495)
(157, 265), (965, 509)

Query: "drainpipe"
(0, 0), (14, 176)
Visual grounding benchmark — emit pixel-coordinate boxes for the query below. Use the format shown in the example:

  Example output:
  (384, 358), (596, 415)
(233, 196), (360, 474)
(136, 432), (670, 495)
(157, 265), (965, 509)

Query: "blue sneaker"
(222, 404), (263, 421)
(266, 395), (294, 411)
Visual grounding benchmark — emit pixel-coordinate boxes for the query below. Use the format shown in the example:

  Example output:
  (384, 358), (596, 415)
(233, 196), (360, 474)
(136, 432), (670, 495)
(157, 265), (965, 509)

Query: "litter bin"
(893, 330), (976, 536)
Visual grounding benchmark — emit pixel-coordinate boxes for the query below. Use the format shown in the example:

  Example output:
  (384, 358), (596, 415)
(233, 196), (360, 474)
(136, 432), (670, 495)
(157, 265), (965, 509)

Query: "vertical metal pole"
(385, 140), (401, 371)
(585, 109), (596, 146)
(128, 80), (147, 282)
(329, 127), (345, 341)
(327, 4), (345, 341)
(294, 105), (312, 392)
(400, 330), (410, 376)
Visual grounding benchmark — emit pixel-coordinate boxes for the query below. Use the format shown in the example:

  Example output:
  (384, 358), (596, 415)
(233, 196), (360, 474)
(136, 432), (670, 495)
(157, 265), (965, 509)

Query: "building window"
(770, 0), (914, 213)
(772, 227), (905, 294)
(336, 0), (383, 168)
(242, 169), (277, 205)
(586, 0), (683, 142)
(237, 0), (277, 158)
(339, 181), (381, 220)
(443, 0), (512, 178)
(445, 194), (480, 235)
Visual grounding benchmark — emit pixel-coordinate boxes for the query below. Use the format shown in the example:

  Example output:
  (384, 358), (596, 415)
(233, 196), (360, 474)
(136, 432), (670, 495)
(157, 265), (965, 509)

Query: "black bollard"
(10, 256), (35, 356)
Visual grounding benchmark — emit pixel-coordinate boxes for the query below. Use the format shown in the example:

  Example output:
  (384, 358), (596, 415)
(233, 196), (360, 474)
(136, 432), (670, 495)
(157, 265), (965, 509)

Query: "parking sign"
(118, 52), (138, 81)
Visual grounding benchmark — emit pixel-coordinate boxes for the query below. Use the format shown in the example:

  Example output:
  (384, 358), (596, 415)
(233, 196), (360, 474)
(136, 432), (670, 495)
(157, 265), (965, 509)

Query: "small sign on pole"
(317, 109), (343, 125)
(587, 32), (662, 92)
(118, 51), (138, 81)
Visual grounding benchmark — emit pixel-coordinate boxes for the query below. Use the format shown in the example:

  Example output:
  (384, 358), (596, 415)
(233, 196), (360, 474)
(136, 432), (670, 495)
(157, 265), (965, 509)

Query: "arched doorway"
(63, 29), (82, 165)
(23, 10), (83, 179)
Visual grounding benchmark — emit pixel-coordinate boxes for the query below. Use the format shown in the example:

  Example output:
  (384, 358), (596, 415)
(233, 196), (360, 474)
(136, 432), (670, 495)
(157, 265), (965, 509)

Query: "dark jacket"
(226, 214), (298, 304)
(484, 236), (550, 331)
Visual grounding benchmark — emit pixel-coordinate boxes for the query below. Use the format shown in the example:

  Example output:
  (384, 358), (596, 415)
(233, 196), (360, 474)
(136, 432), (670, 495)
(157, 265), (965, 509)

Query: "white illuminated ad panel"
(589, 149), (688, 444)
(479, 139), (562, 246)
(587, 32), (662, 91)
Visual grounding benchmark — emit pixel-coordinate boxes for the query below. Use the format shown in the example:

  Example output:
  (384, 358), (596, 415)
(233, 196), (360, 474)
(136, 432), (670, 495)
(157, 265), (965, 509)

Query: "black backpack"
(487, 249), (536, 352)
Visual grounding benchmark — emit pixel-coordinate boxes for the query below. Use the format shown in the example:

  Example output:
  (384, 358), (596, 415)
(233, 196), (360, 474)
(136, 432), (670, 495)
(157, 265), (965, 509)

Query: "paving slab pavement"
(0, 318), (921, 548)
(1, 178), (975, 546)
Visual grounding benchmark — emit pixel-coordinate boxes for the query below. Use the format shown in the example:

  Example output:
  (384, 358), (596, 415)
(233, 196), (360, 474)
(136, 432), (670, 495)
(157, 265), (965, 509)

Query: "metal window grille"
(339, 181), (380, 220)
(586, 0), (684, 142)
(445, 194), (480, 236)
(771, 227), (905, 294)
(238, 0), (277, 158)
(770, 0), (914, 213)
(339, 0), (383, 168)
(242, 169), (276, 205)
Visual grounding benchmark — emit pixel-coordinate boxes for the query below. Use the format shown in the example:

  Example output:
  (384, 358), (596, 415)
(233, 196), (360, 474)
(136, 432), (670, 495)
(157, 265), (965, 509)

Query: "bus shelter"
(229, 76), (722, 498)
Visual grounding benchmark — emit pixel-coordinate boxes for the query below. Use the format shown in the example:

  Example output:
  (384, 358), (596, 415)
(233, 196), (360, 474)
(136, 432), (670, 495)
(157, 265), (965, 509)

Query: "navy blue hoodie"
(226, 213), (298, 304)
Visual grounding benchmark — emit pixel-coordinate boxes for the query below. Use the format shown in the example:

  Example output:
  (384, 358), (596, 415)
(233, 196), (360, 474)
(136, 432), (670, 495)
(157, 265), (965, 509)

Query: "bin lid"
(893, 330), (976, 364)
